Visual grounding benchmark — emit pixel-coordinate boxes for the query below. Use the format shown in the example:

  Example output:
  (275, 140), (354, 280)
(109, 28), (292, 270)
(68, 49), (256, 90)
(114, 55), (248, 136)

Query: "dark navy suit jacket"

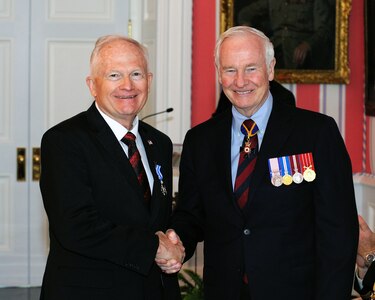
(40, 102), (180, 300)
(172, 97), (358, 300)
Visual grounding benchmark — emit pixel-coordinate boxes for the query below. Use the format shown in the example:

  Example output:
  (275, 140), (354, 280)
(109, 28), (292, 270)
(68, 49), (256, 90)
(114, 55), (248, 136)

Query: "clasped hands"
(155, 229), (185, 274)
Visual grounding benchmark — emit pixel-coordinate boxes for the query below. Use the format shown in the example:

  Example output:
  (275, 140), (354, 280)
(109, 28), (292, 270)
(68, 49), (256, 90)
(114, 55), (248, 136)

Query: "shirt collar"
(231, 92), (273, 138)
(95, 102), (140, 141)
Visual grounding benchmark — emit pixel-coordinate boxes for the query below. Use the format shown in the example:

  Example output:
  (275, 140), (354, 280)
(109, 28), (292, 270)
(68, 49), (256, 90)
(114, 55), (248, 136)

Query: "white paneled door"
(0, 0), (31, 287)
(0, 0), (131, 286)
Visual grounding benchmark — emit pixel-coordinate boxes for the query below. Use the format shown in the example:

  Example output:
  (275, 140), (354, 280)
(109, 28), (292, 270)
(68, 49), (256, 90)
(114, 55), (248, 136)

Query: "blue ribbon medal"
(155, 164), (167, 196)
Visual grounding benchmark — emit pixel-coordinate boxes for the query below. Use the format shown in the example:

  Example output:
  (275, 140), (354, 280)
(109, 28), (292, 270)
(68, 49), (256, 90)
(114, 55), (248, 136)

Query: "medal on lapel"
(291, 154), (303, 184)
(280, 156), (293, 186)
(268, 152), (316, 186)
(301, 153), (316, 182)
(268, 157), (283, 187)
(155, 164), (167, 195)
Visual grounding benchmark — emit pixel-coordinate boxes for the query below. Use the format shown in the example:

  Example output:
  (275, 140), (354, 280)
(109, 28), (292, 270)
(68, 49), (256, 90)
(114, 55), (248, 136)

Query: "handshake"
(155, 229), (185, 274)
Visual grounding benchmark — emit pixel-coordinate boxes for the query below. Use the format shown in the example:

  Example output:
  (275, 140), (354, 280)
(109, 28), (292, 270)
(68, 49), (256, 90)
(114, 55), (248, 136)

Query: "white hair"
(214, 26), (275, 69)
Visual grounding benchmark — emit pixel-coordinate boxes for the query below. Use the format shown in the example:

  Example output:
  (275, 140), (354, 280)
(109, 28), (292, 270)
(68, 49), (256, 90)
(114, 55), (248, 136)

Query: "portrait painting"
(220, 0), (351, 84)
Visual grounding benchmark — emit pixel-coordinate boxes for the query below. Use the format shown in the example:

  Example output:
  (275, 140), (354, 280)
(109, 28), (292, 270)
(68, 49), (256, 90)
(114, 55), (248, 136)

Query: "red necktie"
(234, 119), (259, 209)
(122, 132), (151, 205)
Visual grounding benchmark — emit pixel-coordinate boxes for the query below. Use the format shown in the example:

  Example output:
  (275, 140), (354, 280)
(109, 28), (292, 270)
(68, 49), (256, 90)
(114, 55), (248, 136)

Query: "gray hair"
(214, 26), (275, 69)
(89, 35), (150, 75)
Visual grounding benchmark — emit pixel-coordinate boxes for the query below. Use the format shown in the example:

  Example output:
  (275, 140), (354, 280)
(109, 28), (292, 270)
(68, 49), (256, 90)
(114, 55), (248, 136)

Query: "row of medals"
(271, 165), (316, 187)
(243, 134), (317, 187)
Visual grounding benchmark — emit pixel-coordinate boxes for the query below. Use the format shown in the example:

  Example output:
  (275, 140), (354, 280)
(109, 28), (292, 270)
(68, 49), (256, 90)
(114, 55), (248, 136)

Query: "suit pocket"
(58, 267), (113, 288)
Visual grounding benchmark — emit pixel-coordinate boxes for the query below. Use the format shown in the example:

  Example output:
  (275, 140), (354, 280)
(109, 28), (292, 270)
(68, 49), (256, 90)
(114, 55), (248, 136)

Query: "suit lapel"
(211, 111), (239, 211)
(86, 103), (146, 207)
(138, 124), (162, 221)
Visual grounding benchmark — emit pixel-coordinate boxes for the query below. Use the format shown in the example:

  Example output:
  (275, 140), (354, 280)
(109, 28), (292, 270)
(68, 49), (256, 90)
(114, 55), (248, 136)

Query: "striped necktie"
(122, 132), (151, 205)
(234, 119), (259, 209)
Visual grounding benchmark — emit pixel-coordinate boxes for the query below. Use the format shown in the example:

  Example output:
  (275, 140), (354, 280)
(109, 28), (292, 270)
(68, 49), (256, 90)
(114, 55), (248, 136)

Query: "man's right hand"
(155, 230), (185, 274)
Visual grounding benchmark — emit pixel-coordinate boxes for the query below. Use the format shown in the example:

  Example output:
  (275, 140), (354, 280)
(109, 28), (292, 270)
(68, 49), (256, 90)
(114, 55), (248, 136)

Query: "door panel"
(0, 0), (130, 286)
(0, 0), (31, 286)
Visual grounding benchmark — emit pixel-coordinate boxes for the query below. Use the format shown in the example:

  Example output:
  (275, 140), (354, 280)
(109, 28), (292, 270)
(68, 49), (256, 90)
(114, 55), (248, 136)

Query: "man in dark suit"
(39, 35), (183, 300)
(166, 26), (358, 299)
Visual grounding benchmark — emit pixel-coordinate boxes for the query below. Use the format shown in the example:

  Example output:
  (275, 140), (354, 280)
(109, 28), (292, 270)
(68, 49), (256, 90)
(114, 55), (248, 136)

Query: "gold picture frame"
(220, 0), (351, 84)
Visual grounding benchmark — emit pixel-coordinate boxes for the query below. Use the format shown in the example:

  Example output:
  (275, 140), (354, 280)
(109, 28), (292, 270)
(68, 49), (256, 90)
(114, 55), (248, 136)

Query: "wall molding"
(155, 0), (192, 144)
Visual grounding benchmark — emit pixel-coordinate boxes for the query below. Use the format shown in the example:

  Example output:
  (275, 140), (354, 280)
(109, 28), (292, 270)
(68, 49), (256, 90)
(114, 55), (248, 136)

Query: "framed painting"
(220, 0), (351, 84)
(365, 0), (375, 116)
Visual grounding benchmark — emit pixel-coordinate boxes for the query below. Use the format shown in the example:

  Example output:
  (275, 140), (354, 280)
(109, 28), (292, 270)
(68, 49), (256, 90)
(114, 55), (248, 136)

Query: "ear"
(216, 66), (223, 85)
(268, 58), (276, 81)
(86, 77), (97, 97)
(147, 72), (153, 92)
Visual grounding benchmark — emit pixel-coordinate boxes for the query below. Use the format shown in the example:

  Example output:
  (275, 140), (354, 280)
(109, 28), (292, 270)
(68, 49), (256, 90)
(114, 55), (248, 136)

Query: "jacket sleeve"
(313, 116), (359, 299)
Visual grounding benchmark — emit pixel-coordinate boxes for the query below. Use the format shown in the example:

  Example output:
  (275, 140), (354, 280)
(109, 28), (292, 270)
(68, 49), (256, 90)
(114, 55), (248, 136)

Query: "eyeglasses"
(106, 70), (148, 82)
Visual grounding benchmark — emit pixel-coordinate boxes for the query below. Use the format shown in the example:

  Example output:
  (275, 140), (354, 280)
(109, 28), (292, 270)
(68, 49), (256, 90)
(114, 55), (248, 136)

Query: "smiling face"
(86, 39), (152, 129)
(218, 33), (275, 117)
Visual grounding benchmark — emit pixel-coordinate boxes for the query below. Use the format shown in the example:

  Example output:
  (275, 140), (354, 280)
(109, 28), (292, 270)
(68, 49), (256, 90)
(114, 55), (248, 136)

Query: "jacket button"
(243, 229), (251, 235)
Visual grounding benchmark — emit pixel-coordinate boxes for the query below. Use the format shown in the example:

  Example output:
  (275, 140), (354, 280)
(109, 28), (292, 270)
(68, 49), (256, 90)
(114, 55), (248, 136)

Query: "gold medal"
(280, 156), (293, 186)
(303, 168), (316, 182)
(282, 174), (293, 185)
(301, 153), (316, 183)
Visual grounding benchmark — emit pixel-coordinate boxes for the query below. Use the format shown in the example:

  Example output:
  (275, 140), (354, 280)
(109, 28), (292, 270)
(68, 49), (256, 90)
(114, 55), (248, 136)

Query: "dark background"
(232, 0), (336, 71)
(365, 0), (375, 115)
